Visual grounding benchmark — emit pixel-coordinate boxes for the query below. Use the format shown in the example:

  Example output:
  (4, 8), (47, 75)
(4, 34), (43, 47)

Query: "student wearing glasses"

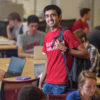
(39, 5), (90, 94)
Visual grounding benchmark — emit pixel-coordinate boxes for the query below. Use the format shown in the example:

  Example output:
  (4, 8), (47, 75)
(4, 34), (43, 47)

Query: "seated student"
(7, 12), (28, 41)
(17, 15), (45, 58)
(18, 85), (46, 100)
(72, 8), (91, 34)
(74, 29), (100, 76)
(66, 70), (100, 100)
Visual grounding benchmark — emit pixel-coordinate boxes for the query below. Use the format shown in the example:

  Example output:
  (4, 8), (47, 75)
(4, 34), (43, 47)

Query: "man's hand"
(12, 41), (16, 45)
(7, 24), (14, 40)
(7, 24), (13, 30)
(38, 83), (43, 90)
(56, 40), (67, 52)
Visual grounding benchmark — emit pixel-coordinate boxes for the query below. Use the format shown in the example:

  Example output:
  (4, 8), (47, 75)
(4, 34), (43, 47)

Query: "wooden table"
(0, 58), (46, 80)
(0, 36), (16, 50)
(1, 58), (100, 87)
(0, 58), (34, 75)
(0, 36), (16, 57)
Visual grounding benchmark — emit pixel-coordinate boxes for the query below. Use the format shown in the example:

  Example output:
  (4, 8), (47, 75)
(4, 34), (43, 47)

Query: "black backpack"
(51, 27), (90, 89)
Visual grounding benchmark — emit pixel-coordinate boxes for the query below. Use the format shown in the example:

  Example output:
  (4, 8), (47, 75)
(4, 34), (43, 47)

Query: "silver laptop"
(34, 46), (46, 60)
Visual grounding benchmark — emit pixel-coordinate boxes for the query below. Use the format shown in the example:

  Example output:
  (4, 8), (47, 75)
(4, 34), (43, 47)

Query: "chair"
(38, 20), (46, 32)
(0, 77), (40, 100)
(48, 94), (68, 100)
(0, 21), (8, 37)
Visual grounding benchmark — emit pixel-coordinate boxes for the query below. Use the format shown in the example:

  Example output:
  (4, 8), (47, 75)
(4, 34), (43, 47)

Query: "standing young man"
(17, 15), (45, 58)
(72, 8), (91, 34)
(39, 5), (90, 94)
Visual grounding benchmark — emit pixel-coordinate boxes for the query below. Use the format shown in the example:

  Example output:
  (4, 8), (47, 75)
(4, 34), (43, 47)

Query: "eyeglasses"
(44, 14), (57, 18)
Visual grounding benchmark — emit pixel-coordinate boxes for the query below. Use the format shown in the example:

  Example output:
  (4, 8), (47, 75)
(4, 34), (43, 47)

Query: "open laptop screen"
(5, 57), (26, 78)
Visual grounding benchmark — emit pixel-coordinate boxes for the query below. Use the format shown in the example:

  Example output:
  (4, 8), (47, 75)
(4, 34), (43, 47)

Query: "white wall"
(0, 1), (24, 21)
(94, 0), (100, 27)
(0, 0), (99, 28)
(17, 0), (34, 18)
(36, 0), (51, 17)
(58, 0), (81, 19)
(17, 0), (52, 18)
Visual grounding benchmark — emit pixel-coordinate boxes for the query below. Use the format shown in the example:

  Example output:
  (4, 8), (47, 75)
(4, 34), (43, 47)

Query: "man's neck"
(81, 17), (87, 23)
(28, 31), (37, 36)
(50, 24), (61, 32)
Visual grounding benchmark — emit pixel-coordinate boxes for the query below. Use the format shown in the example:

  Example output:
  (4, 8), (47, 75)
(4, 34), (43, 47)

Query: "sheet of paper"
(0, 39), (15, 45)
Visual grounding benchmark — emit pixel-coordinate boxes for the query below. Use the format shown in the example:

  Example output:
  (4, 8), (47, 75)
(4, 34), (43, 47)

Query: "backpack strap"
(58, 27), (73, 88)
(51, 27), (73, 88)
(51, 27), (69, 48)
(58, 27), (70, 73)
(58, 27), (69, 42)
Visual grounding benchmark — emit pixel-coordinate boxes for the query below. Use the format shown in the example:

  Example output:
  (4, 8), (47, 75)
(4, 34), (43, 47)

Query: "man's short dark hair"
(80, 8), (90, 17)
(18, 85), (46, 100)
(8, 12), (21, 22)
(27, 15), (39, 24)
(43, 5), (62, 16)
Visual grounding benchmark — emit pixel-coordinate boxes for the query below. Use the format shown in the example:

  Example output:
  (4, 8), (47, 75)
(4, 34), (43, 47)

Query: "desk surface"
(4, 73), (35, 81)
(0, 58), (34, 75)
(1, 57), (100, 86)
(0, 58), (46, 81)
(0, 36), (16, 50)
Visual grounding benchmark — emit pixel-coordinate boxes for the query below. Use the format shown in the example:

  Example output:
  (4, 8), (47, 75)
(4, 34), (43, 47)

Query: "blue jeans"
(43, 82), (68, 94)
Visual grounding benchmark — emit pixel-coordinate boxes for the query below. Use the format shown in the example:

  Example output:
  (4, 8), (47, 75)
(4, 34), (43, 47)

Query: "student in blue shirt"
(66, 70), (100, 100)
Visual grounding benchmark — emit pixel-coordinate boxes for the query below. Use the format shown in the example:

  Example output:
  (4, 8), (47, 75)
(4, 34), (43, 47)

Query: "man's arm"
(17, 34), (33, 58)
(56, 40), (90, 59)
(7, 25), (14, 40)
(69, 44), (90, 59)
(18, 46), (33, 58)
(38, 60), (48, 89)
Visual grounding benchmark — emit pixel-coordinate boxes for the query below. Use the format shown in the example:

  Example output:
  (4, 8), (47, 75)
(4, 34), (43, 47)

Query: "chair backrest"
(0, 21), (8, 37)
(0, 78), (40, 100)
(60, 19), (76, 30)
(38, 20), (46, 32)
(48, 94), (68, 100)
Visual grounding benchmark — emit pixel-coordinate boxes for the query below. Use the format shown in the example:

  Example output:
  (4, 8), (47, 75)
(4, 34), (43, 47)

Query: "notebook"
(0, 39), (15, 45)
(34, 46), (46, 60)
(4, 56), (26, 78)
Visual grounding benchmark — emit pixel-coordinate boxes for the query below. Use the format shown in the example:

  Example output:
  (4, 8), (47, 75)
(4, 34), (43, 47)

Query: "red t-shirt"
(42, 27), (81, 84)
(72, 19), (89, 34)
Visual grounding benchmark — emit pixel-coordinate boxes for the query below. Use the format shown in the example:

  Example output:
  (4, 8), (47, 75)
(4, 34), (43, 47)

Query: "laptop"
(4, 56), (26, 78)
(34, 46), (46, 60)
